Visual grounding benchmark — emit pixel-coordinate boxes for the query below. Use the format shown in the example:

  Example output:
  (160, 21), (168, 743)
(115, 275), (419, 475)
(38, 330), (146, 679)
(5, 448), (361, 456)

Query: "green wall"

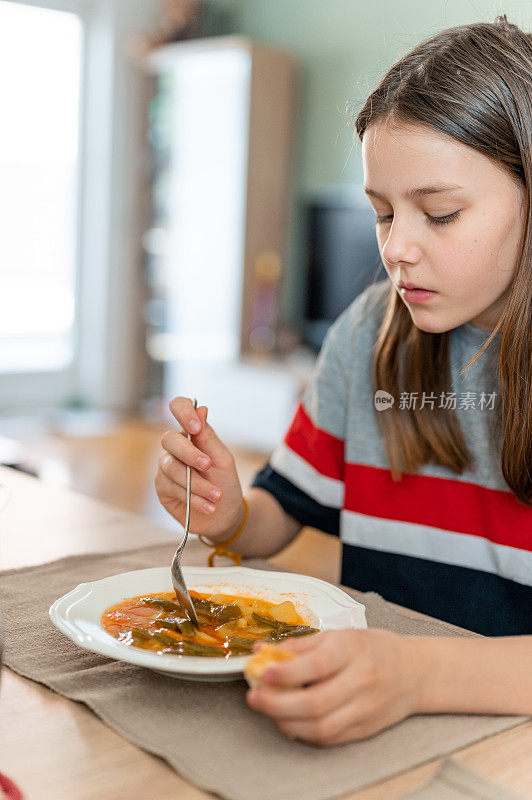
(218, 0), (532, 326)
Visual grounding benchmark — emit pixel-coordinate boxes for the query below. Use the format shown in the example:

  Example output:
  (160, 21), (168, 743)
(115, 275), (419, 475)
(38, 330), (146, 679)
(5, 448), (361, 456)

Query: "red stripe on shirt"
(344, 463), (531, 551)
(284, 403), (344, 481)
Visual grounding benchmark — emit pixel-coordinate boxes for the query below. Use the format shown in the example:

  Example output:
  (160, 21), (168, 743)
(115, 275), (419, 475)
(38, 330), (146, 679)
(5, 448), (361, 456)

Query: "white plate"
(49, 566), (367, 681)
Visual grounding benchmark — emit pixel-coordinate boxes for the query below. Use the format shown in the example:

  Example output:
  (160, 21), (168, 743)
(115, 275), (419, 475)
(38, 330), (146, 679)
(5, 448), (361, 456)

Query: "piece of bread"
(244, 643), (296, 689)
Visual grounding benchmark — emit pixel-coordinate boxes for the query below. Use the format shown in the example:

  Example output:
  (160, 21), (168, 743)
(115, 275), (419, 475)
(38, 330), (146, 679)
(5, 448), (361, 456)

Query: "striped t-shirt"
(252, 280), (532, 636)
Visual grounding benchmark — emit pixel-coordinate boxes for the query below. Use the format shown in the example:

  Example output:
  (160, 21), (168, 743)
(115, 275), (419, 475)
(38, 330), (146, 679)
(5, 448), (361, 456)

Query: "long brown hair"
(354, 15), (532, 505)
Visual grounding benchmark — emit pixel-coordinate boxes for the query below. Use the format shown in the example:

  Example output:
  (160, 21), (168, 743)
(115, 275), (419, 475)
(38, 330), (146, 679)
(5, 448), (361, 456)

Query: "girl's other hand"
(155, 397), (245, 541)
(246, 629), (424, 745)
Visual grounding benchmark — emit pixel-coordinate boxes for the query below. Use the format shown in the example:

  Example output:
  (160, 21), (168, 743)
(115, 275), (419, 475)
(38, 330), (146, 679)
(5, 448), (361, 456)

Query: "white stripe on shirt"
(341, 510), (532, 587)
(271, 442), (344, 509)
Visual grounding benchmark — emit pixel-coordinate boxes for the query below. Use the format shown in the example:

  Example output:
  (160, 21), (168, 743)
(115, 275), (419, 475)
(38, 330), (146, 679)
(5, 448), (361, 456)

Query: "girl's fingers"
(192, 419), (234, 464)
(276, 696), (366, 746)
(277, 687), (406, 746)
(258, 633), (346, 689)
(168, 396), (203, 435)
(196, 405), (208, 432)
(159, 454), (222, 503)
(166, 399), (233, 467)
(248, 666), (349, 722)
(155, 468), (217, 515)
(161, 430), (212, 471)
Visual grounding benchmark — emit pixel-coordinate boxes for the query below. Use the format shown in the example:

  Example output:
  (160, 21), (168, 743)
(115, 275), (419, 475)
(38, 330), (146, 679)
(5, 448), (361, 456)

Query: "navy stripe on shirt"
(251, 464), (532, 635)
(341, 543), (532, 636)
(251, 463), (340, 537)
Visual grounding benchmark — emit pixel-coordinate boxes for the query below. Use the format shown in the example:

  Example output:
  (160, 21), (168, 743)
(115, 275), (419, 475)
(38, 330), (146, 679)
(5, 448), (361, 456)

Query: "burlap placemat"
(398, 759), (526, 799)
(1, 541), (527, 800)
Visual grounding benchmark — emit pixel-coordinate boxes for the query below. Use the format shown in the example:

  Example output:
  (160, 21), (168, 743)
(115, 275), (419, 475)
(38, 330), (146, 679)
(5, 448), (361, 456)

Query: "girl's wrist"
(206, 498), (246, 544)
(407, 636), (473, 714)
(404, 636), (439, 714)
(224, 498), (247, 541)
(198, 498), (248, 567)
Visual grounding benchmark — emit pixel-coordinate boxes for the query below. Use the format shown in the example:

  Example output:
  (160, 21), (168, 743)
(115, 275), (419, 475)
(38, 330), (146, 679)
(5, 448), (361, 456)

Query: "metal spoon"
(170, 398), (200, 628)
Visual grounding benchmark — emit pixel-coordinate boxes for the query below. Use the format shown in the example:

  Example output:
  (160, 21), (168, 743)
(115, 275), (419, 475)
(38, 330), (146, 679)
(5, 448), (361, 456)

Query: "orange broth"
(100, 590), (314, 658)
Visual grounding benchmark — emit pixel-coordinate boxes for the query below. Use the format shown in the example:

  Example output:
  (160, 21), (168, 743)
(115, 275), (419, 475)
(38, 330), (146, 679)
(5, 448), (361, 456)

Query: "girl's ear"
(197, 405), (208, 425)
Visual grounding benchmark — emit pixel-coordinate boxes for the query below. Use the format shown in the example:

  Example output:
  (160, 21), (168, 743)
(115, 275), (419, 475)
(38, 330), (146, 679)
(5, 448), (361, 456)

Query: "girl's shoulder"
(326, 279), (390, 353)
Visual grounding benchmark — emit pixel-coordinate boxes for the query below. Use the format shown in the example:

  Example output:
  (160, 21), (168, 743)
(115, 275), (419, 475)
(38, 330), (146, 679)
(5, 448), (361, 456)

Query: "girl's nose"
(381, 220), (421, 267)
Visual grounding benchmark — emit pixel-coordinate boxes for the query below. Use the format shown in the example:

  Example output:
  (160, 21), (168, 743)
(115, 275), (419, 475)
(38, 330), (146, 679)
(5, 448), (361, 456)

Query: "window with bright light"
(0, 1), (81, 373)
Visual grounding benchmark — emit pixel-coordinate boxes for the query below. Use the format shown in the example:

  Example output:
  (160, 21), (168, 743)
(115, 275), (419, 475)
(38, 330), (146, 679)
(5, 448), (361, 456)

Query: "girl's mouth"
(399, 285), (438, 303)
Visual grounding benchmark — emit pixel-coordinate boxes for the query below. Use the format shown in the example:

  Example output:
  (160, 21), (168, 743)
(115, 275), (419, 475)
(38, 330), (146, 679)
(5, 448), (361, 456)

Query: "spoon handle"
(183, 398), (197, 542)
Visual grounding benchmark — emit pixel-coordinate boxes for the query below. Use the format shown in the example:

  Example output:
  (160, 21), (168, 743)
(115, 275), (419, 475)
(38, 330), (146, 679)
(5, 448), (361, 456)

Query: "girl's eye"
(373, 210), (461, 227)
(427, 210), (461, 226)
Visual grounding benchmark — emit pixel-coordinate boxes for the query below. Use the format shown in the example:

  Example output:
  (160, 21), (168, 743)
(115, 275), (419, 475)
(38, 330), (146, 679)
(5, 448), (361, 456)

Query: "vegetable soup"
(101, 590), (319, 658)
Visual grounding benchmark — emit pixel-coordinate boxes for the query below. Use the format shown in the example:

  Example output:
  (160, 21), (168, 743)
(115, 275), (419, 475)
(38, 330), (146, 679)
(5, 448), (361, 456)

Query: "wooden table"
(1, 466), (530, 800)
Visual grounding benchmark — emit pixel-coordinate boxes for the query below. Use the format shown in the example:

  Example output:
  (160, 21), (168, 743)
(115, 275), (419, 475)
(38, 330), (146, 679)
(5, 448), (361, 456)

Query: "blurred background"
(1, 0), (530, 534)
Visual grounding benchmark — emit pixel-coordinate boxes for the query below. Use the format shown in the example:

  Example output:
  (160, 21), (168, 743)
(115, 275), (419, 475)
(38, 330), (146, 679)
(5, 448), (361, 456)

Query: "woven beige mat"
(0, 541), (527, 800)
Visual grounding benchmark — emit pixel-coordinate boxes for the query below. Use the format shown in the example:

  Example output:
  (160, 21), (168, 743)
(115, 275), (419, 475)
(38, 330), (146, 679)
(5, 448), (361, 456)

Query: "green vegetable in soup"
(251, 612), (291, 630)
(191, 597), (217, 616)
(225, 637), (255, 655)
(157, 617), (195, 637)
(251, 613), (319, 638)
(140, 597), (183, 613)
(166, 641), (227, 657)
(130, 626), (153, 645)
(191, 596), (243, 625)
(152, 630), (179, 647)
(156, 618), (180, 632)
(212, 604), (243, 624)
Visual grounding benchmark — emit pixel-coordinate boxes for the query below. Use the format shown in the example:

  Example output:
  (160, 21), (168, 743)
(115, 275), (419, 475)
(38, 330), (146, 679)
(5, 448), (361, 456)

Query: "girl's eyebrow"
(364, 183), (463, 200)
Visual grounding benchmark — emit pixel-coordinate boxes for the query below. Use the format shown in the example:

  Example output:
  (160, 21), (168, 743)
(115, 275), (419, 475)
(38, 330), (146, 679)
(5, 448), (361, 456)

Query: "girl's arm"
(246, 629), (532, 746)
(223, 487), (302, 559)
(415, 634), (532, 715)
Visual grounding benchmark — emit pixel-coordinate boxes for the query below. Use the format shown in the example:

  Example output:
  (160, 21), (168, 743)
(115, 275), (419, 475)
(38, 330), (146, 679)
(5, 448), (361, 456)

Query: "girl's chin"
(407, 310), (457, 335)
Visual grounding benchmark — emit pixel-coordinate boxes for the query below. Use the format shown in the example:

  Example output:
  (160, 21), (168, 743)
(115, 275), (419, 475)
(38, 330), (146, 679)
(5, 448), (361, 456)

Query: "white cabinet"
(145, 37), (310, 450)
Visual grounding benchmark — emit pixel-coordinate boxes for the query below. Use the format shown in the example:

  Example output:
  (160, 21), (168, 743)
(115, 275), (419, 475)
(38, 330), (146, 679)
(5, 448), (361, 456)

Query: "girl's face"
(362, 121), (526, 332)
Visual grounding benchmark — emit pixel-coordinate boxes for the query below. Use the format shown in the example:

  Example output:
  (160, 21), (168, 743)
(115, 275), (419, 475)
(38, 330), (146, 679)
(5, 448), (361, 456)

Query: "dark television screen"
(304, 201), (384, 350)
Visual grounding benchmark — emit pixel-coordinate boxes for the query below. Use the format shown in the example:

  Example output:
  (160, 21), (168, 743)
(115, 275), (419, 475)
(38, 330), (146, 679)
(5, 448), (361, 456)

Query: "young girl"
(155, 16), (532, 745)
